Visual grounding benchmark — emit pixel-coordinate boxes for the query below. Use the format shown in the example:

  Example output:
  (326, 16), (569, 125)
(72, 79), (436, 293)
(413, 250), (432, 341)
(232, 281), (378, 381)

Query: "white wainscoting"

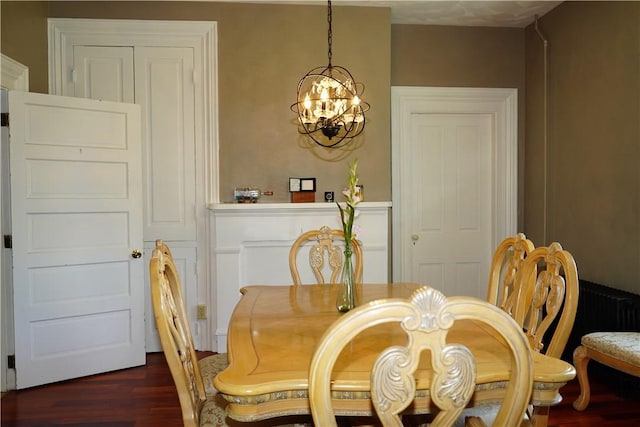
(209, 202), (391, 352)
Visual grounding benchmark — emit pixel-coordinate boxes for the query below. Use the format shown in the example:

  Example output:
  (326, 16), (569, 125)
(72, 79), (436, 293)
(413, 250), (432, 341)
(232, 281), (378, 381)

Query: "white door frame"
(48, 19), (218, 350)
(391, 86), (518, 281)
(48, 18), (219, 203)
(1, 54), (28, 391)
(1, 54), (29, 92)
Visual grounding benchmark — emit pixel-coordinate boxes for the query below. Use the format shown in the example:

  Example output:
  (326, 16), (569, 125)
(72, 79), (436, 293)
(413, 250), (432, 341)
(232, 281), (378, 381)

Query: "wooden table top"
(214, 283), (576, 422)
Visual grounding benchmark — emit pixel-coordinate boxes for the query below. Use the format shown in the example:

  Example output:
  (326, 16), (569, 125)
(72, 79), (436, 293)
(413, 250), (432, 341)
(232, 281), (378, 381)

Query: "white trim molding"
(47, 18), (219, 204)
(0, 54), (29, 91)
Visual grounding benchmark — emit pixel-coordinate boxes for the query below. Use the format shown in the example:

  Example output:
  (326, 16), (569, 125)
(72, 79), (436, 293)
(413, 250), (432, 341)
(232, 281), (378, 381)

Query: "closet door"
(73, 45), (198, 352)
(134, 47), (196, 241)
(134, 47), (197, 352)
(73, 46), (134, 103)
(73, 45), (196, 241)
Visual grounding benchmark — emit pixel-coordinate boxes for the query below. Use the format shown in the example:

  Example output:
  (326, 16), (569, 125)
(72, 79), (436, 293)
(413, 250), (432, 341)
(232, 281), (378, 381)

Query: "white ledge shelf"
(208, 201), (391, 212)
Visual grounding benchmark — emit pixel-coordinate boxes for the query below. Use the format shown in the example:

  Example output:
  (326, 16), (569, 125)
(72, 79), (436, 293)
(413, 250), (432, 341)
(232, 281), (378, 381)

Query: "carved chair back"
(309, 286), (534, 427)
(289, 225), (363, 286)
(149, 240), (207, 427)
(486, 233), (535, 317)
(514, 242), (579, 359)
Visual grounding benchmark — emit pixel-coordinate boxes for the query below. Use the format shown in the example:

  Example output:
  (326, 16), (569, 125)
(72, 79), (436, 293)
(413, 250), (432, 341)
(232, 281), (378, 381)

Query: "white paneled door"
(9, 91), (144, 389)
(49, 18), (217, 352)
(73, 44), (197, 241)
(134, 46), (197, 241)
(73, 46), (135, 103)
(406, 113), (492, 298)
(392, 87), (518, 299)
(72, 45), (198, 352)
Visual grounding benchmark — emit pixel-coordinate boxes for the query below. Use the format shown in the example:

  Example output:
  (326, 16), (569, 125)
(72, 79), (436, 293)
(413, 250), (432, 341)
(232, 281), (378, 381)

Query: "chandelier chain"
(327, 0), (332, 67)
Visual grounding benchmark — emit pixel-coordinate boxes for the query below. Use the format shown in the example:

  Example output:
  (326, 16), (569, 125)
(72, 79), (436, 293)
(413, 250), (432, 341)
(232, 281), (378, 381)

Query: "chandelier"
(291, 0), (370, 149)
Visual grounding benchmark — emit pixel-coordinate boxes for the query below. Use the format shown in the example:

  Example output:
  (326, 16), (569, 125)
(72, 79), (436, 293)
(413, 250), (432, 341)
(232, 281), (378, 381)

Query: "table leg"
(531, 405), (549, 427)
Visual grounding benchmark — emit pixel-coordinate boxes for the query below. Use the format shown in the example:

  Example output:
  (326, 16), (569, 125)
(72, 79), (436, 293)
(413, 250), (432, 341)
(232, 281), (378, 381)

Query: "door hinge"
(7, 355), (15, 369)
(4, 234), (12, 249)
(1, 112), (8, 127)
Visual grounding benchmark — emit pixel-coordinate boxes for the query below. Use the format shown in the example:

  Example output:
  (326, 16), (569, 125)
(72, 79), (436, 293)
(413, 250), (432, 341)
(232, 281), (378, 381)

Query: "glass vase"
(336, 248), (358, 313)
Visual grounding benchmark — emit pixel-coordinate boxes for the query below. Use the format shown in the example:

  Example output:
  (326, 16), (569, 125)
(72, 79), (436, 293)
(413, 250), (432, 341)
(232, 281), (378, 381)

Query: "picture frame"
(300, 178), (316, 192)
(289, 177), (316, 192)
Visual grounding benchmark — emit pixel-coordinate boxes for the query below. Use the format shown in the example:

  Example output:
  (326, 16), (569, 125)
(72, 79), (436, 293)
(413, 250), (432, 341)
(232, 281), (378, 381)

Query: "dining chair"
(308, 286), (534, 427)
(509, 243), (579, 427)
(152, 239), (228, 397)
(150, 240), (310, 427)
(514, 242), (580, 360)
(486, 233), (535, 318)
(472, 242), (576, 427)
(289, 225), (363, 286)
(150, 241), (228, 426)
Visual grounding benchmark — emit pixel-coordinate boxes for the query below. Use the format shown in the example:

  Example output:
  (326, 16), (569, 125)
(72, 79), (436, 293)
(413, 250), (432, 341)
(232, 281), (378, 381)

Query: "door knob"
(411, 234), (419, 241)
(131, 249), (142, 259)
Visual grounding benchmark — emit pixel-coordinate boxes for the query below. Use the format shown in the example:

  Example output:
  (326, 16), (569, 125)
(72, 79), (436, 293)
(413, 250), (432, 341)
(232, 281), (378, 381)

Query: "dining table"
(213, 283), (576, 427)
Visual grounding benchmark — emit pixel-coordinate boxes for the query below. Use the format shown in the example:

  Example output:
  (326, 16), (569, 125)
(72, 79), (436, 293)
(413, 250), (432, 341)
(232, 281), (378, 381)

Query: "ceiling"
(375, 1), (563, 27)
(211, 1), (563, 28)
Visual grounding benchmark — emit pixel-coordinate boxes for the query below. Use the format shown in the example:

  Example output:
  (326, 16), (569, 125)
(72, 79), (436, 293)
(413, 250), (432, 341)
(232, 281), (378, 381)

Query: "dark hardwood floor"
(2, 352), (639, 426)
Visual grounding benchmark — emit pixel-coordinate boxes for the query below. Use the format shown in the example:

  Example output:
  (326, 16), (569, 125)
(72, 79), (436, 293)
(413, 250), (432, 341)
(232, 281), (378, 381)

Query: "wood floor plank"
(1, 352), (639, 426)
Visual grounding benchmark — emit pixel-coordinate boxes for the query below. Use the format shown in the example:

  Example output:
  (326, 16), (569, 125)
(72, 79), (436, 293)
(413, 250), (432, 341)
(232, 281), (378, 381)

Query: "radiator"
(563, 280), (640, 396)
(579, 280), (639, 329)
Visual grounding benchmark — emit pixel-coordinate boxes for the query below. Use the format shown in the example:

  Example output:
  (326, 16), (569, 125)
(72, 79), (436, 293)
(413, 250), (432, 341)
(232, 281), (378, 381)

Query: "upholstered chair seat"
(199, 352), (229, 396)
(581, 332), (640, 365)
(573, 332), (640, 411)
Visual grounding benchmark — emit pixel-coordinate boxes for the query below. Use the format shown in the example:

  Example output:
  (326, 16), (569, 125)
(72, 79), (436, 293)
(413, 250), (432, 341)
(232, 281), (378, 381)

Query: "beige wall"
(525, 1), (640, 294)
(0, 1), (48, 93)
(2, 1), (640, 293)
(1, 1), (391, 202)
